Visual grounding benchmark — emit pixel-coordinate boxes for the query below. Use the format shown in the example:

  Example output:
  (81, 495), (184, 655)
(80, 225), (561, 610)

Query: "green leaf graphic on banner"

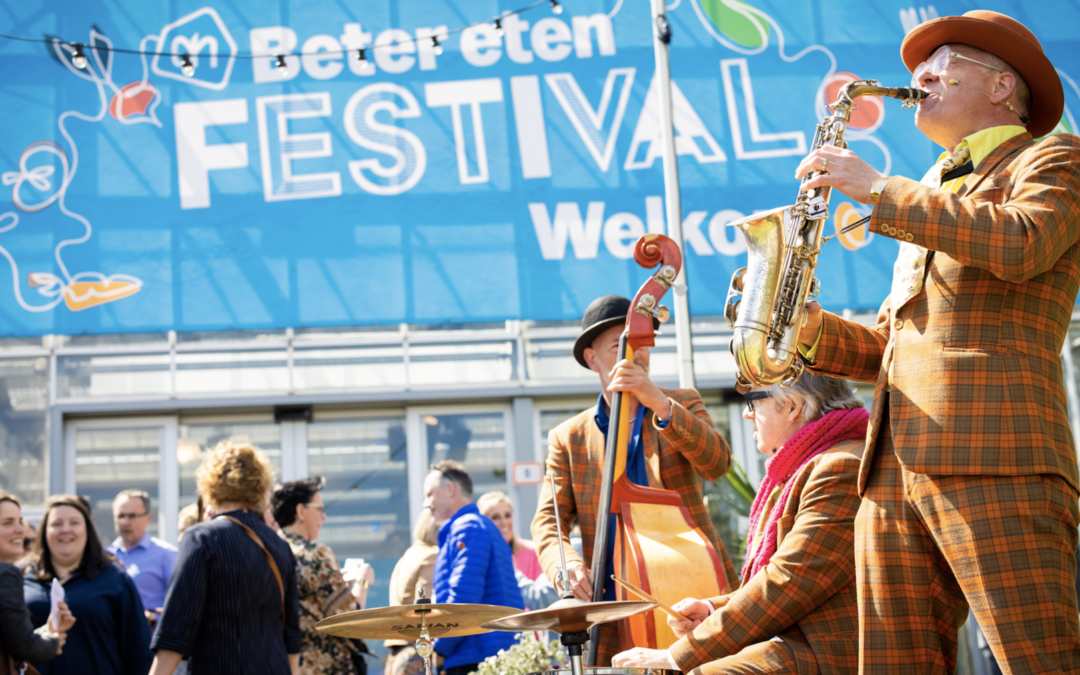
(700, 0), (770, 48)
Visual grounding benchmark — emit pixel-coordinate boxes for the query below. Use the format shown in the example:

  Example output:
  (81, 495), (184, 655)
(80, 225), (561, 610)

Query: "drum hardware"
(314, 590), (521, 675)
(482, 473), (658, 675)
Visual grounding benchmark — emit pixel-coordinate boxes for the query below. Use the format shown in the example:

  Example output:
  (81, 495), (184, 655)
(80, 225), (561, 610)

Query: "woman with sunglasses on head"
(271, 478), (373, 675)
(613, 373), (868, 674)
(0, 492), (74, 671)
(22, 495), (151, 675)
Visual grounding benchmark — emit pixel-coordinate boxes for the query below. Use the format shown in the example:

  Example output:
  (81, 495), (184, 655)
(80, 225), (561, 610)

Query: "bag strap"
(221, 516), (285, 625)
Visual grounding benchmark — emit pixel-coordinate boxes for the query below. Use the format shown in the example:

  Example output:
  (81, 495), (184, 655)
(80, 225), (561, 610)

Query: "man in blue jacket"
(424, 460), (524, 675)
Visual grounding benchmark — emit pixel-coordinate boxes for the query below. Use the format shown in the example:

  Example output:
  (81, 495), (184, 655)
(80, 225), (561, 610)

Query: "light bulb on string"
(180, 54), (195, 77)
(431, 35), (443, 55)
(357, 49), (367, 62)
(71, 43), (87, 69)
(493, 18), (504, 36)
(550, 0), (563, 14)
(273, 54), (288, 75)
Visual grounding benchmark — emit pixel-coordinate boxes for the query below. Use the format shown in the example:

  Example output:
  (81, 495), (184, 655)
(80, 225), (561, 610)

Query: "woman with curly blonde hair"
(148, 440), (302, 675)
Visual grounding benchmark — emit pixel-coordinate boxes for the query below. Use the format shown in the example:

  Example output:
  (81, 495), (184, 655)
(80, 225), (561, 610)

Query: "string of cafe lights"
(0, 0), (564, 77)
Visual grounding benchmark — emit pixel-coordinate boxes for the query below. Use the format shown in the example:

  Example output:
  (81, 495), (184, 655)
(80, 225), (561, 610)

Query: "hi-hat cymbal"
(316, 603), (523, 640)
(482, 597), (657, 634)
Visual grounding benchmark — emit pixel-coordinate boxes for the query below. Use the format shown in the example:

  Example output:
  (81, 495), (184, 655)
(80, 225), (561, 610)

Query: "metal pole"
(649, 0), (696, 389)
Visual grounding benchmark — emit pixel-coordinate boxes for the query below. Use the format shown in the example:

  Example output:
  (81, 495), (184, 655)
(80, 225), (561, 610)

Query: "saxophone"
(724, 80), (927, 387)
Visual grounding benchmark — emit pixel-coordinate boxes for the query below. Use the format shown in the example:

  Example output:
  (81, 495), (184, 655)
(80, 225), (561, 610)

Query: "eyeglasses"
(115, 512), (149, 521)
(744, 390), (774, 413)
(303, 504), (325, 513)
(911, 44), (1003, 88)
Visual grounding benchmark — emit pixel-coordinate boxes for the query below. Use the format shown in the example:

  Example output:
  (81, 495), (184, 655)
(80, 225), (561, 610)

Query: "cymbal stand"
(560, 630), (588, 675)
(549, 472), (587, 675)
(413, 586), (434, 675)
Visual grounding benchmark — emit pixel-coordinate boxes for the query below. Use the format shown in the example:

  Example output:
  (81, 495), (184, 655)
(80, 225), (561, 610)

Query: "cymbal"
(482, 597), (657, 634)
(316, 603), (523, 640)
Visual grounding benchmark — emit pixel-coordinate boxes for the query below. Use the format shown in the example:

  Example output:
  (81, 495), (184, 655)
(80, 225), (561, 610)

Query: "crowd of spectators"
(0, 443), (558, 675)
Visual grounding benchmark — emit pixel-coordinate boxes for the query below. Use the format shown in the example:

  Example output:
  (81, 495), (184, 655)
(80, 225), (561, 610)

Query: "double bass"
(588, 233), (727, 661)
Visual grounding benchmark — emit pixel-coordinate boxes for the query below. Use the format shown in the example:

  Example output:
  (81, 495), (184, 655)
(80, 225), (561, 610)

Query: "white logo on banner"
(150, 7), (238, 91)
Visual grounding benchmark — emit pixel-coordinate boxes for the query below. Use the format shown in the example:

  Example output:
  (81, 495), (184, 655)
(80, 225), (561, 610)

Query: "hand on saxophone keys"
(796, 144), (885, 205)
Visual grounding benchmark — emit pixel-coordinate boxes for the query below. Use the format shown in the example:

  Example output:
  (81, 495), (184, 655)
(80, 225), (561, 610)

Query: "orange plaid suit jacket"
(530, 388), (738, 665)
(670, 439), (863, 675)
(808, 132), (1080, 494)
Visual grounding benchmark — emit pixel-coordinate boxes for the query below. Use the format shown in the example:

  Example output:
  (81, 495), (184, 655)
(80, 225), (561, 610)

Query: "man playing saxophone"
(792, 11), (1080, 673)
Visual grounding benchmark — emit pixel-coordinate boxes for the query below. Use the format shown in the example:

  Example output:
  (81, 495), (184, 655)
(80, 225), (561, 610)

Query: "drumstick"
(610, 575), (688, 622)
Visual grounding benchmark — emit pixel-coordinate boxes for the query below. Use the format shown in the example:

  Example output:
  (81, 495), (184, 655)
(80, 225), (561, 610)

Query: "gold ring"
(821, 159), (828, 173)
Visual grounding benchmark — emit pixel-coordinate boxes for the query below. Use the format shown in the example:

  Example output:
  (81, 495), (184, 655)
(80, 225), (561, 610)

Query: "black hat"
(572, 295), (658, 369)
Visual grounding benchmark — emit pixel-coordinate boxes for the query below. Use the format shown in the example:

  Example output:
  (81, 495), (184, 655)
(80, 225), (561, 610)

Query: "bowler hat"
(900, 10), (1063, 138)
(572, 295), (658, 369)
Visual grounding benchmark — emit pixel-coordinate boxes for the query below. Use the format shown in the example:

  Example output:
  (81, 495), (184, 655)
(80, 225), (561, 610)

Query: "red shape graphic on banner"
(824, 72), (884, 130)
(109, 82), (160, 122)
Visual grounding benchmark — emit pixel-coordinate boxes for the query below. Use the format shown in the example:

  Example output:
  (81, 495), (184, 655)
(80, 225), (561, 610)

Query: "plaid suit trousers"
(856, 410), (1080, 674)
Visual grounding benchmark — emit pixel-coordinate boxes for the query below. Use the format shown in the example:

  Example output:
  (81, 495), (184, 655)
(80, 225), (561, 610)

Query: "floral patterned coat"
(281, 531), (361, 675)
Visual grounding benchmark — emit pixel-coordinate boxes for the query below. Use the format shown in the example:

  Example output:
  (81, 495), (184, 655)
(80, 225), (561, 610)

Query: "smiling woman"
(0, 492), (68, 671)
(22, 495), (153, 675)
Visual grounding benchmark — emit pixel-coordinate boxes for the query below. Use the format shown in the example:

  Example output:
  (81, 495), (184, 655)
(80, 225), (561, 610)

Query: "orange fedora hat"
(900, 10), (1063, 138)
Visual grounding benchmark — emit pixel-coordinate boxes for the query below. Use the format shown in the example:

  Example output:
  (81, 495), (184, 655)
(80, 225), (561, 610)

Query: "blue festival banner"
(0, 0), (1076, 336)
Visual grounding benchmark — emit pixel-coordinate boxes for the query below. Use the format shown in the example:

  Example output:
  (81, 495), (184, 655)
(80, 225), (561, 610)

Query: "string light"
(273, 53), (288, 74)
(1, 0), (559, 66)
(71, 43), (87, 69)
(431, 35), (443, 55)
(180, 53), (195, 77)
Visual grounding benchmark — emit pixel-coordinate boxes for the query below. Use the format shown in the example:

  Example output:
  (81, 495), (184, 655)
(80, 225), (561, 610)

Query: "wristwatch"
(869, 176), (891, 204)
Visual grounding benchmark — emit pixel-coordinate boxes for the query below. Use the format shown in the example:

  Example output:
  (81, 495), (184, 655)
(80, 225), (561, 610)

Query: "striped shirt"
(151, 510), (301, 675)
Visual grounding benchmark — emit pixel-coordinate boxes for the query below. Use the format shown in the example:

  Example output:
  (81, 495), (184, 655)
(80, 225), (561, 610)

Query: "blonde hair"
(477, 491), (521, 552)
(195, 439), (275, 510)
(177, 503), (200, 536)
(413, 508), (439, 547)
(476, 491), (512, 517)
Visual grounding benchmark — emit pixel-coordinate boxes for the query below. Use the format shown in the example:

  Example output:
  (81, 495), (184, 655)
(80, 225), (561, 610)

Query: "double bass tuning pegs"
(635, 293), (671, 323)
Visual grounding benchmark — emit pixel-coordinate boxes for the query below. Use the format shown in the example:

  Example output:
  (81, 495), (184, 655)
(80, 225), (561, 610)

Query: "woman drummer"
(613, 372), (866, 674)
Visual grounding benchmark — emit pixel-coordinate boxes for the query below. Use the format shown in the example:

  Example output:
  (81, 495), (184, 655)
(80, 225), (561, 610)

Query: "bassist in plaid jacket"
(531, 295), (738, 666)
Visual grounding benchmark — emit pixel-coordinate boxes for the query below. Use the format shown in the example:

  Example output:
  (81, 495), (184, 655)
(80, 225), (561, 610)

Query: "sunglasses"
(910, 44), (1003, 89)
(744, 390), (774, 413)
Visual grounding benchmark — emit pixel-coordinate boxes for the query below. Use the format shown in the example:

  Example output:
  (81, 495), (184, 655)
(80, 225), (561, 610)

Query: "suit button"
(880, 222), (890, 233)
(894, 319), (903, 330)
(896, 229), (906, 237)
(905, 233), (915, 242)
(888, 227), (898, 236)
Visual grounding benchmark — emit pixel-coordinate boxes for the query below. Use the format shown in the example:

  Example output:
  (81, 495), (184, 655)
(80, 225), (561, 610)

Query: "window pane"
(178, 423), (282, 512)
(0, 358), (48, 506)
(58, 353), (170, 398)
(306, 417), (409, 613)
(74, 427), (161, 545)
(425, 412), (507, 499)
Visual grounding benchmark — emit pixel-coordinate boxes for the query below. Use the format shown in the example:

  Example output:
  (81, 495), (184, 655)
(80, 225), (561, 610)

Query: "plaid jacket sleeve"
(872, 134), (1080, 283)
(657, 391), (731, 481)
(806, 299), (891, 384)
(531, 419), (588, 584)
(669, 443), (862, 670)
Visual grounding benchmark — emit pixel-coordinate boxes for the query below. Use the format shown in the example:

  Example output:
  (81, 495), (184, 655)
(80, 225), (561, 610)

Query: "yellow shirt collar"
(936, 125), (1028, 171)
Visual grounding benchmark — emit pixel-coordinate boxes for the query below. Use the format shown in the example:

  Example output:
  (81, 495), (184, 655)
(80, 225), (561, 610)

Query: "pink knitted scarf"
(741, 407), (869, 581)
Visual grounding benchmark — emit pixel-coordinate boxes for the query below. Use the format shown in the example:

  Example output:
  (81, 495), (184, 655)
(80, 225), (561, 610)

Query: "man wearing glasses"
(108, 489), (178, 630)
(789, 10), (1080, 673)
